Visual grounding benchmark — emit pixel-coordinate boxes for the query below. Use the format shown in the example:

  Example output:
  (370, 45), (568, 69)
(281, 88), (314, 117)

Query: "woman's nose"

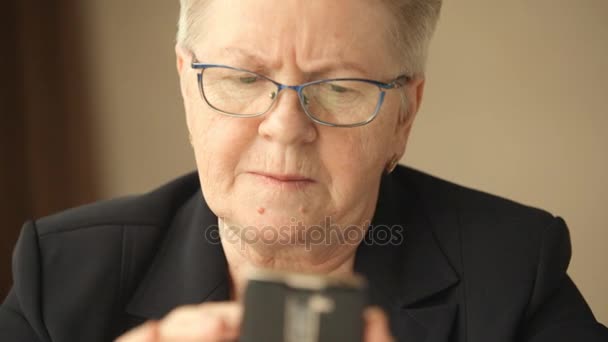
(257, 89), (318, 145)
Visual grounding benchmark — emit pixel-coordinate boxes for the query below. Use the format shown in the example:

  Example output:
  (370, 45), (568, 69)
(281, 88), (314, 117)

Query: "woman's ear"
(175, 45), (192, 100)
(175, 44), (187, 74)
(175, 44), (196, 132)
(392, 76), (425, 160)
(401, 76), (425, 127)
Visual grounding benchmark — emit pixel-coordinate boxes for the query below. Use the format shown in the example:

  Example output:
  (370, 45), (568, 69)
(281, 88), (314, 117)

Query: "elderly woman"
(1, 0), (607, 341)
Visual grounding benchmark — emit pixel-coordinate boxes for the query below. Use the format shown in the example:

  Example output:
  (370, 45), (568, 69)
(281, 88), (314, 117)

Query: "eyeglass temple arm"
(391, 74), (412, 88)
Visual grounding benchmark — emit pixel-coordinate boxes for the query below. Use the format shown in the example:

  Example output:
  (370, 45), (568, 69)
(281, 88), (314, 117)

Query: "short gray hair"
(176, 0), (208, 53)
(384, 0), (443, 76)
(177, 0), (442, 76)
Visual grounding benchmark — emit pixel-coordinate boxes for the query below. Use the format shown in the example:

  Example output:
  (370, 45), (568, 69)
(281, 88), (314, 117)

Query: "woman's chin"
(239, 194), (328, 220)
(235, 208), (323, 229)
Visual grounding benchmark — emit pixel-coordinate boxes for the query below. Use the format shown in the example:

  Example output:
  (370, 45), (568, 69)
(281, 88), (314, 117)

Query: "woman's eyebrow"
(307, 61), (370, 78)
(220, 46), (373, 78)
(220, 47), (276, 69)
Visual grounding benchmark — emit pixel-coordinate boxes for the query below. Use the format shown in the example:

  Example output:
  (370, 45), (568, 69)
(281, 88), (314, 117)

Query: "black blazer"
(1, 166), (607, 341)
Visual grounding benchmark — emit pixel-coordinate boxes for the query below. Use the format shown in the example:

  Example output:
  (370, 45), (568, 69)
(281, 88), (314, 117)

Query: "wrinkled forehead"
(193, 0), (399, 76)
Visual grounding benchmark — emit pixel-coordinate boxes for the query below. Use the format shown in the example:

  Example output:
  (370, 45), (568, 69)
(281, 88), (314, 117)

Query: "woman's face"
(177, 0), (422, 236)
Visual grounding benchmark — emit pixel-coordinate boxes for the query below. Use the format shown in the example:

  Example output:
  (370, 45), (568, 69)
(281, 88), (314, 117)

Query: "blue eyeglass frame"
(191, 60), (411, 128)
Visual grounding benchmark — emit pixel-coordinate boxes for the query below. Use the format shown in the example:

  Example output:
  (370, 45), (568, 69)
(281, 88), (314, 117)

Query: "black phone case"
(240, 278), (367, 342)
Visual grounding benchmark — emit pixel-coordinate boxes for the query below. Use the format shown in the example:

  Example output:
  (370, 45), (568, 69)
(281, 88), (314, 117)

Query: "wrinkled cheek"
(192, 113), (225, 178)
(334, 129), (386, 174)
(193, 122), (234, 217)
(183, 92), (236, 213)
(191, 109), (253, 192)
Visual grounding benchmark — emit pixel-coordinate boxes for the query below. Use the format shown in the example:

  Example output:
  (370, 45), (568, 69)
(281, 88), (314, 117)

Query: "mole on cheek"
(299, 206), (307, 214)
(257, 207), (266, 215)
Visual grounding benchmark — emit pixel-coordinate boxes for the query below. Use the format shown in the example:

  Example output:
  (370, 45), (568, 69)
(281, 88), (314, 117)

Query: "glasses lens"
(201, 67), (277, 116)
(302, 80), (381, 126)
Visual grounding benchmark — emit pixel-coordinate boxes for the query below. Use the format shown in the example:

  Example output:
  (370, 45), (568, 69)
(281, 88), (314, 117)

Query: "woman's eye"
(239, 76), (258, 84)
(330, 84), (349, 93)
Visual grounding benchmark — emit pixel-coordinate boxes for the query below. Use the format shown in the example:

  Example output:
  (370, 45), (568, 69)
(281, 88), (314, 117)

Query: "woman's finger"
(363, 306), (395, 342)
(157, 302), (242, 341)
(116, 302), (242, 342)
(198, 302), (243, 330)
(115, 320), (158, 342)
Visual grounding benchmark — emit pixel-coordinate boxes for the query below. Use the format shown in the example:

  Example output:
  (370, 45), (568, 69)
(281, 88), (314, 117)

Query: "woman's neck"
(218, 217), (360, 302)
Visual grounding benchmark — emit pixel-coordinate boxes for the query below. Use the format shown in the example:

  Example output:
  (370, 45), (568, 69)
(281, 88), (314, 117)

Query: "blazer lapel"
(355, 171), (460, 341)
(126, 189), (230, 320)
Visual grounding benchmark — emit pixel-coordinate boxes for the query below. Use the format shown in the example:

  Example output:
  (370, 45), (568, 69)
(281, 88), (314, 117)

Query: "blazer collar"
(355, 171), (460, 341)
(126, 188), (230, 319)
(126, 170), (460, 337)
(354, 171), (459, 310)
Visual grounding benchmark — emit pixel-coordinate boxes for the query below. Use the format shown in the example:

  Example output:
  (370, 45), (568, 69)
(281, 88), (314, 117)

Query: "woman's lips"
(247, 172), (315, 190)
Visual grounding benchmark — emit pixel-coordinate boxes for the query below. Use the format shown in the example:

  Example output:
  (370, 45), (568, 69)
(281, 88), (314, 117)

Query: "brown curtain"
(0, 1), (98, 298)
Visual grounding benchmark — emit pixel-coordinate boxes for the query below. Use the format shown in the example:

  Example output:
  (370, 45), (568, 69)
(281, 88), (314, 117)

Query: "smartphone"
(239, 268), (368, 342)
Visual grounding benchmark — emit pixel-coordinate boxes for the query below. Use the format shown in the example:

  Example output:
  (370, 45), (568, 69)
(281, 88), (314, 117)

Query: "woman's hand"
(116, 302), (242, 342)
(116, 303), (394, 342)
(364, 306), (396, 342)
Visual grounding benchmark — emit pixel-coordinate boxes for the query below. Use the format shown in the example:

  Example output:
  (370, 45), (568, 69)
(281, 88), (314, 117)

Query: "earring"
(385, 154), (399, 174)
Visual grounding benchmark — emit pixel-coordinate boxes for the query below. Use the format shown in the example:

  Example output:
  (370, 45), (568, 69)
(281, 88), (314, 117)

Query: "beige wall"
(81, 0), (608, 323)
(82, 1), (195, 196)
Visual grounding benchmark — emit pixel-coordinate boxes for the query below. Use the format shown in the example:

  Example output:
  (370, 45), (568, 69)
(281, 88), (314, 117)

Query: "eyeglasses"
(190, 59), (410, 128)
